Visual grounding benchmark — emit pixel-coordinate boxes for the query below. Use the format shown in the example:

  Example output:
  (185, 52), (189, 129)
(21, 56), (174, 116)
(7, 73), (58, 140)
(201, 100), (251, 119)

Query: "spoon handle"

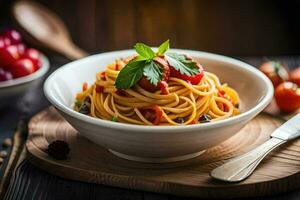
(210, 137), (285, 182)
(57, 42), (88, 60)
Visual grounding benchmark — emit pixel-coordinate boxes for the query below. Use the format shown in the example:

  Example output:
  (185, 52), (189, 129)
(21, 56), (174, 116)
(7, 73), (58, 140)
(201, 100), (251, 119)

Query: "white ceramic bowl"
(0, 55), (49, 108)
(44, 49), (273, 163)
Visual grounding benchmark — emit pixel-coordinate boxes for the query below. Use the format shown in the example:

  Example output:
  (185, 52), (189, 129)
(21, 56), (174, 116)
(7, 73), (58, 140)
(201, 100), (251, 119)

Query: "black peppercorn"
(175, 117), (185, 124)
(79, 98), (91, 115)
(199, 114), (211, 123)
(47, 140), (70, 160)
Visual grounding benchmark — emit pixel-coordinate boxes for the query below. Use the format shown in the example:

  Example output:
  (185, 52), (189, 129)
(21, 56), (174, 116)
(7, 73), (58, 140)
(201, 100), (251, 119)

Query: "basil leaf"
(143, 61), (163, 86)
(115, 60), (146, 89)
(157, 39), (170, 56)
(165, 52), (199, 76)
(134, 43), (156, 59)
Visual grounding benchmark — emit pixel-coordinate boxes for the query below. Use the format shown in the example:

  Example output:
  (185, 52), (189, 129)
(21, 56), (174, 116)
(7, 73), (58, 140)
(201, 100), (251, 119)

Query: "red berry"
(3, 29), (22, 44)
(23, 48), (41, 70)
(0, 36), (11, 49)
(17, 43), (26, 56)
(0, 68), (13, 81)
(0, 45), (20, 70)
(10, 58), (35, 78)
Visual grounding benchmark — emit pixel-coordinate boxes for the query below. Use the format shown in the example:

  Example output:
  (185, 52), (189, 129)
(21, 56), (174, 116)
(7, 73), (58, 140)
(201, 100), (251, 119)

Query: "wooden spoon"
(12, 1), (88, 60)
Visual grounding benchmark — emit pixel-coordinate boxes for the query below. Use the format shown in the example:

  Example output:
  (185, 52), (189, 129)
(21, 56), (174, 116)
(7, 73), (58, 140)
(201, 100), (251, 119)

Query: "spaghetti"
(74, 57), (240, 126)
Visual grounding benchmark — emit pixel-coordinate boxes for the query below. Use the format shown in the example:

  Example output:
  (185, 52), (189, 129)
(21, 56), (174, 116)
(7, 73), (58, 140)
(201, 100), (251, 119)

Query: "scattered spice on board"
(47, 140), (70, 160)
(0, 150), (8, 158)
(2, 138), (12, 147)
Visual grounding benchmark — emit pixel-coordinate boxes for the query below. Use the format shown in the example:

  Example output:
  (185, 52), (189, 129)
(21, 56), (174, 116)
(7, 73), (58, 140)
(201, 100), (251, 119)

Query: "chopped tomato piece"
(218, 89), (226, 96)
(138, 77), (157, 92)
(100, 72), (106, 81)
(141, 105), (163, 125)
(115, 63), (119, 70)
(82, 82), (88, 91)
(158, 81), (169, 95)
(189, 120), (197, 124)
(170, 64), (204, 85)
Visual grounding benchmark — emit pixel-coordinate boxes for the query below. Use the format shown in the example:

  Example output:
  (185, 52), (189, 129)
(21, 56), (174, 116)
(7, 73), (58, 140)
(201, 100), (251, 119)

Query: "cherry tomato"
(158, 81), (169, 94)
(17, 43), (26, 56)
(170, 56), (205, 85)
(22, 48), (41, 71)
(82, 82), (88, 91)
(0, 36), (11, 49)
(138, 77), (157, 92)
(3, 29), (22, 44)
(10, 58), (35, 78)
(289, 67), (300, 87)
(0, 68), (13, 81)
(138, 57), (170, 92)
(170, 66), (204, 85)
(259, 61), (289, 88)
(0, 45), (20, 70)
(100, 72), (106, 80)
(274, 82), (300, 113)
(156, 56), (170, 82)
(141, 105), (163, 125)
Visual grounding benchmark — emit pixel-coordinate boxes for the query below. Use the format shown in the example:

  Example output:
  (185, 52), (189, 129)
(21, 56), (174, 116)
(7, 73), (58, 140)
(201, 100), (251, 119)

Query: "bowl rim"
(0, 54), (50, 88)
(44, 49), (274, 132)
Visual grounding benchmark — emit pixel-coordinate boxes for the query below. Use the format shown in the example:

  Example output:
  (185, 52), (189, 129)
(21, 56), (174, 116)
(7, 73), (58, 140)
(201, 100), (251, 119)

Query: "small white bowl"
(0, 55), (49, 107)
(44, 50), (273, 163)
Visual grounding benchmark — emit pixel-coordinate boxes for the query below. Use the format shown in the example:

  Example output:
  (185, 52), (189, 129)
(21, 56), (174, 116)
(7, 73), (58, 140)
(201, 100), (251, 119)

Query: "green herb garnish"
(143, 61), (163, 85)
(115, 60), (145, 89)
(75, 99), (82, 107)
(134, 43), (156, 60)
(165, 52), (199, 76)
(157, 39), (170, 56)
(115, 40), (199, 89)
(112, 116), (118, 122)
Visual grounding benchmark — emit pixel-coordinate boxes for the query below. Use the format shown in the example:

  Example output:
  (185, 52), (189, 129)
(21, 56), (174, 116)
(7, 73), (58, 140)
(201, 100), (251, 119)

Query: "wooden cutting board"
(26, 107), (300, 199)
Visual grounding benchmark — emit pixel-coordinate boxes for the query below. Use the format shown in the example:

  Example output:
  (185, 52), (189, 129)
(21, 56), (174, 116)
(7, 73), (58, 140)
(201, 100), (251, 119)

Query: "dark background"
(1, 0), (300, 56)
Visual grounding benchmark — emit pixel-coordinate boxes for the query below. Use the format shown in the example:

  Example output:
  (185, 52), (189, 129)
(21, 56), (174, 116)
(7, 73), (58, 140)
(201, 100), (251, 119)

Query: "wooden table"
(1, 56), (300, 200)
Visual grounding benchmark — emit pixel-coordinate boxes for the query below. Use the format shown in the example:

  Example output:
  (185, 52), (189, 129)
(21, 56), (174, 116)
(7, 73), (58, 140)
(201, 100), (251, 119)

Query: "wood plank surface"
(24, 107), (300, 199)
(23, 0), (300, 56)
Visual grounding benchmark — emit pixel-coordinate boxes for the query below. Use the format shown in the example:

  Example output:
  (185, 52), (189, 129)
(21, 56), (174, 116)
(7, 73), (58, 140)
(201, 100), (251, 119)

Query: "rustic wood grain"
(24, 0), (300, 56)
(25, 106), (300, 199)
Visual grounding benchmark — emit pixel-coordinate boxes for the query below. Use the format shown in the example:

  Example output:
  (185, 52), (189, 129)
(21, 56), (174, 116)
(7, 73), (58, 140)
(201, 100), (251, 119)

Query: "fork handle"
(210, 137), (285, 182)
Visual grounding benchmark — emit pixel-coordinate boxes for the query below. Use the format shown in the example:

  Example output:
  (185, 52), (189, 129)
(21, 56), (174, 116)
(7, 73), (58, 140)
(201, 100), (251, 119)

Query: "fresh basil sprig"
(115, 40), (200, 89)
(143, 61), (163, 85)
(134, 43), (156, 60)
(157, 39), (170, 56)
(115, 60), (146, 89)
(165, 52), (199, 76)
